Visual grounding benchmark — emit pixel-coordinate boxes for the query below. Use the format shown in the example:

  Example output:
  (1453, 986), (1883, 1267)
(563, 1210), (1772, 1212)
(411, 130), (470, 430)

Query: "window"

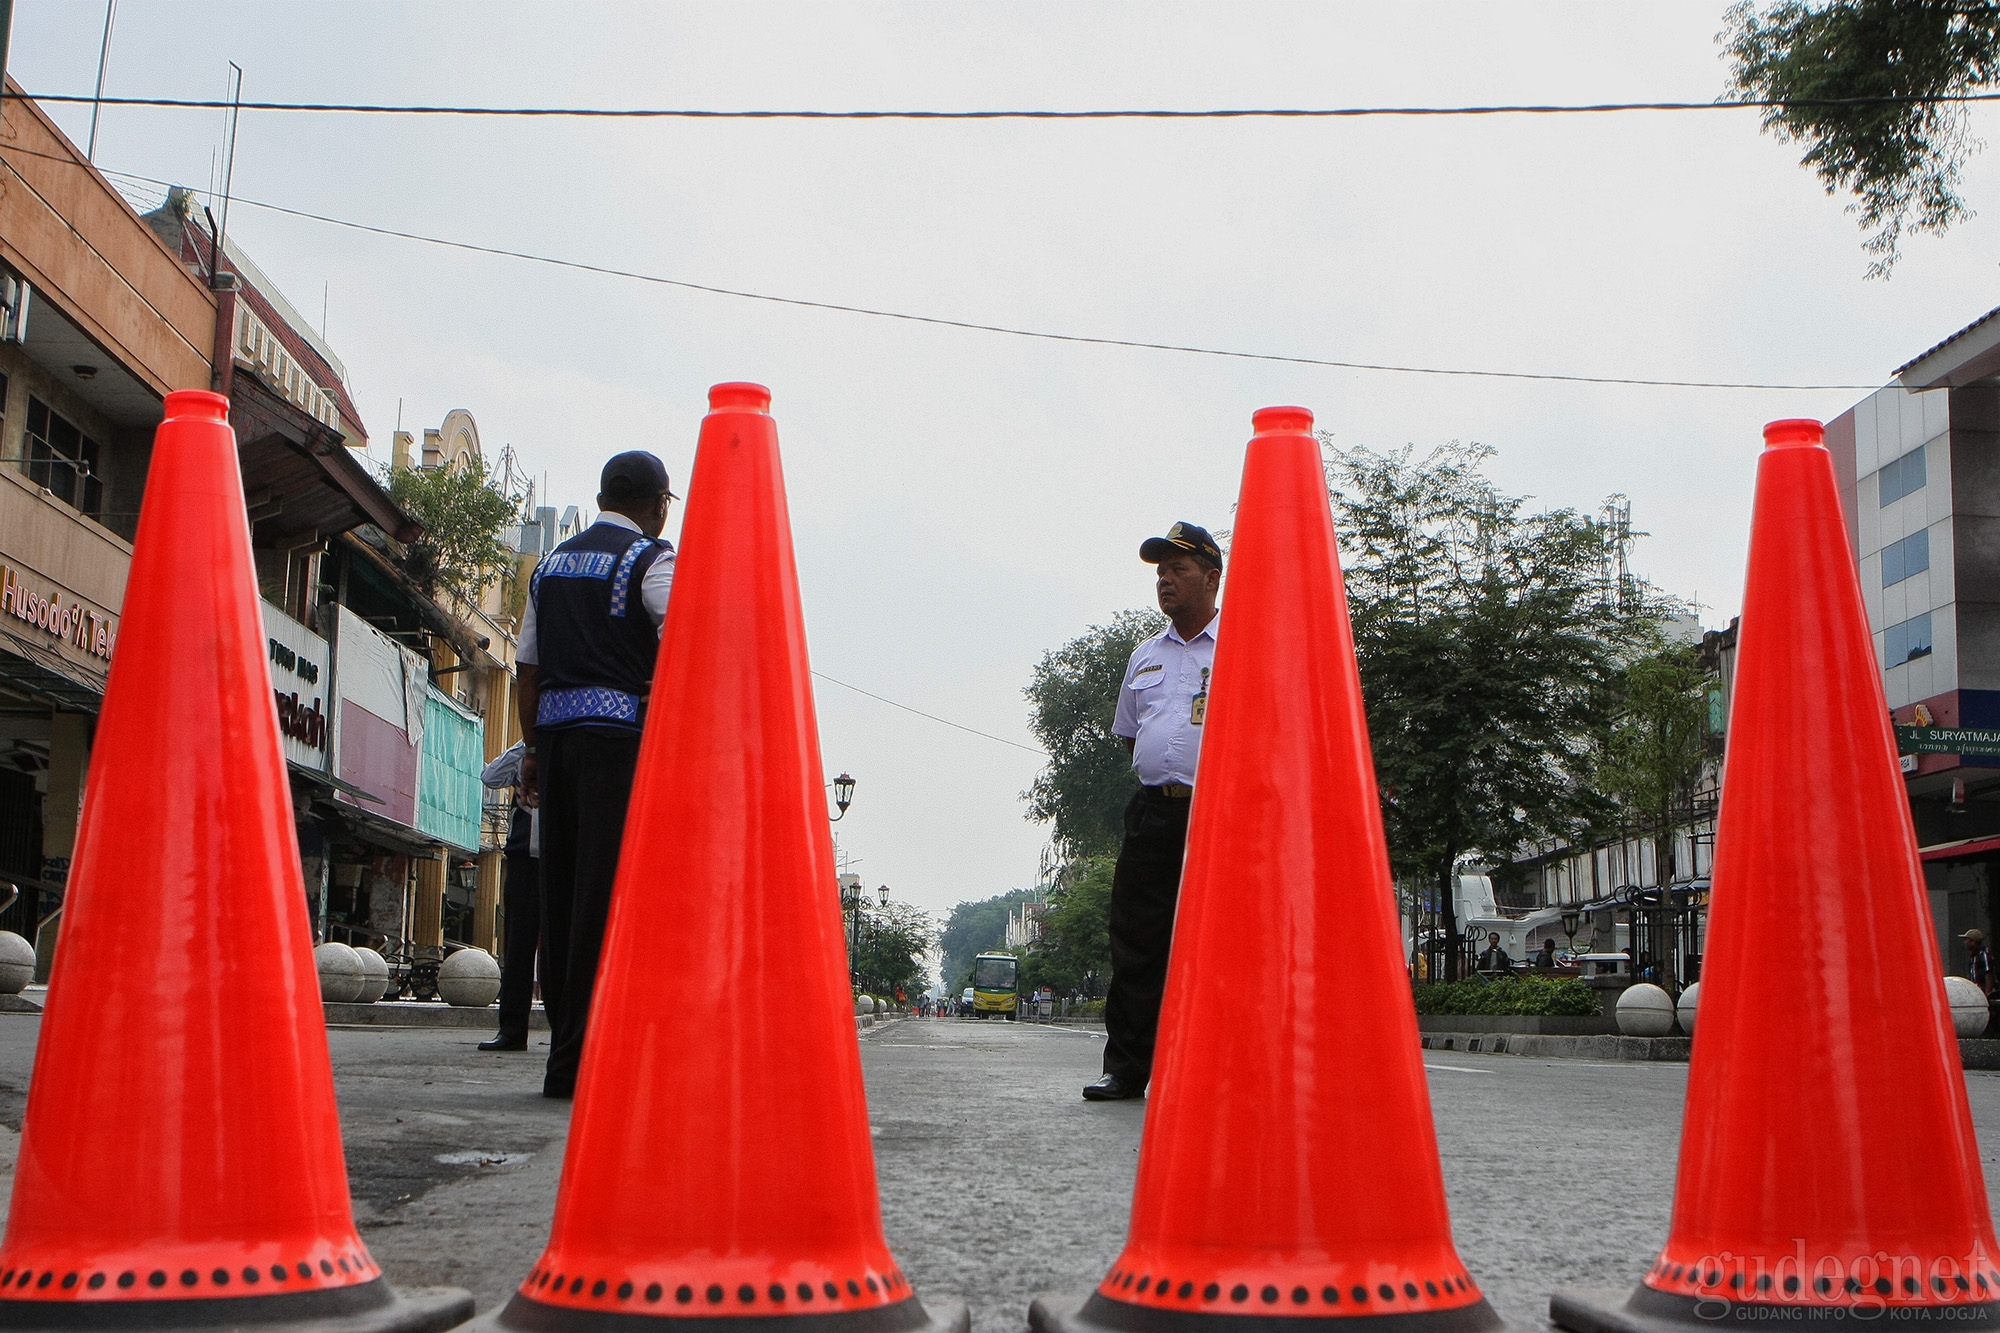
(1885, 611), (1934, 668)
(22, 396), (102, 518)
(1882, 528), (1931, 587)
(1880, 447), (1928, 507)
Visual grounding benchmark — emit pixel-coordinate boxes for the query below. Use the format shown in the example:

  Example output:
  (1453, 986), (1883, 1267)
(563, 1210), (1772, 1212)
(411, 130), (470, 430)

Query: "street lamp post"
(1560, 908), (1581, 958)
(839, 876), (861, 988)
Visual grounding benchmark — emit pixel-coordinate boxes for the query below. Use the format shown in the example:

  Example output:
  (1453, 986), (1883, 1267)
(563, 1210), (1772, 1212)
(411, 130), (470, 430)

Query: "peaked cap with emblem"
(1139, 521), (1223, 570)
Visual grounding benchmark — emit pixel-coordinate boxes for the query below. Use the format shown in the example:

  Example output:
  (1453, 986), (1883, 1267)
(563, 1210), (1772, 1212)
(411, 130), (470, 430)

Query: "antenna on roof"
(86, 0), (116, 163)
(214, 62), (242, 270)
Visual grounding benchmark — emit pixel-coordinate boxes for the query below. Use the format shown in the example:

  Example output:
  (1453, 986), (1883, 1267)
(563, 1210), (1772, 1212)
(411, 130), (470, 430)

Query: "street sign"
(1895, 725), (2000, 757)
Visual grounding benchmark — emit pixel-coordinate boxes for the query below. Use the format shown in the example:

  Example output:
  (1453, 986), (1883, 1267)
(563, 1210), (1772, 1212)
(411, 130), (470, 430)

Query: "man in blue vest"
(515, 451), (676, 1099)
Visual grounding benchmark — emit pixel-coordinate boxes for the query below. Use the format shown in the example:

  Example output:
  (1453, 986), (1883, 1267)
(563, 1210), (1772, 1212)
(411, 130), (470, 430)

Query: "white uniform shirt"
(516, 511), (674, 666)
(1112, 614), (1218, 787)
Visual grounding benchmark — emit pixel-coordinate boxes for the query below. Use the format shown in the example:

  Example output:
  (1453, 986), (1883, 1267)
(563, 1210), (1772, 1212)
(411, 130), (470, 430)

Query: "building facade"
(0, 80), (215, 970)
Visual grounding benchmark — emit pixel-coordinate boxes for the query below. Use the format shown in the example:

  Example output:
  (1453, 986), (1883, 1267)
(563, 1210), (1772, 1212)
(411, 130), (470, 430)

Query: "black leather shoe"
(543, 1080), (574, 1100)
(478, 1035), (528, 1052)
(1082, 1073), (1142, 1101)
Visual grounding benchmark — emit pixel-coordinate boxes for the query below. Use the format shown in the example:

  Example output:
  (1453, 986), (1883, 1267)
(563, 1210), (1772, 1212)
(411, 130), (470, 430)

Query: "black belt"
(1143, 783), (1194, 800)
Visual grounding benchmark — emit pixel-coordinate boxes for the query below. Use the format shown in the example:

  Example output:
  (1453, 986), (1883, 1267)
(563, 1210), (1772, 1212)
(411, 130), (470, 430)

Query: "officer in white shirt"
(1084, 522), (1221, 1101)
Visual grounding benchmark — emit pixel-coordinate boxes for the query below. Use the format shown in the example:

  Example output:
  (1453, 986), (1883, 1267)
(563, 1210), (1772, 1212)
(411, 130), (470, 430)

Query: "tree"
(852, 899), (939, 997)
(1019, 855), (1114, 996)
(1023, 609), (1165, 868)
(939, 888), (1039, 987)
(1721, 1), (2000, 276)
(387, 453), (522, 602)
(1602, 642), (1713, 885)
(1330, 441), (1660, 978)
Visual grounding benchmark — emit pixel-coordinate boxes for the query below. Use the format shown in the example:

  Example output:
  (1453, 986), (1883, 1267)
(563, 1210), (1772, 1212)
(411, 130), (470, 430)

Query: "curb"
(1423, 1031), (1691, 1061)
(325, 1000), (548, 1029)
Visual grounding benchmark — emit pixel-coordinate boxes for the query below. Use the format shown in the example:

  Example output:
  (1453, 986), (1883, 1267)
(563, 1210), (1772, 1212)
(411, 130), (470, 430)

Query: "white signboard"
(261, 601), (330, 770)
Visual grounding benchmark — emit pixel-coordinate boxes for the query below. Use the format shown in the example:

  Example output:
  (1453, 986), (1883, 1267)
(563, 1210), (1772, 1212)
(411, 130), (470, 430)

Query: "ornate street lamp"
(1560, 908), (1581, 956)
(829, 772), (856, 822)
(877, 883), (891, 908)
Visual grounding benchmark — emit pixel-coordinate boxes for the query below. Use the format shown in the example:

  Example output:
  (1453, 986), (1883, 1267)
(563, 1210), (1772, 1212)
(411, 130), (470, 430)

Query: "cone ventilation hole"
(0, 1250), (378, 1300)
(1647, 1253), (2000, 1306)
(1099, 1266), (1482, 1312)
(522, 1265), (912, 1310)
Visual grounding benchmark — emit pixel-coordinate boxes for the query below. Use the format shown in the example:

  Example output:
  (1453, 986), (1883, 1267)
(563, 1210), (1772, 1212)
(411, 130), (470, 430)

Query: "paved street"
(0, 1014), (1998, 1332)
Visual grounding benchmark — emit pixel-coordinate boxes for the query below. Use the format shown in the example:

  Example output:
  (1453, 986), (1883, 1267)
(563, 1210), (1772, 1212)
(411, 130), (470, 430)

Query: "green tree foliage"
(1023, 609), (1165, 867)
(1410, 976), (1599, 1017)
(387, 453), (522, 602)
(1602, 643), (1712, 882)
(1018, 856), (1114, 995)
(852, 899), (940, 997)
(1721, 1), (2000, 276)
(939, 888), (1039, 987)
(1330, 441), (1658, 978)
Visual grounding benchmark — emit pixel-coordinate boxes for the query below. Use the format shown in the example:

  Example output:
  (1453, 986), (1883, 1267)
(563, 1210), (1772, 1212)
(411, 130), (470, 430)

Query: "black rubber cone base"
(0, 1278), (472, 1333)
(1552, 1286), (2000, 1332)
(468, 1292), (969, 1333)
(1029, 1291), (1508, 1333)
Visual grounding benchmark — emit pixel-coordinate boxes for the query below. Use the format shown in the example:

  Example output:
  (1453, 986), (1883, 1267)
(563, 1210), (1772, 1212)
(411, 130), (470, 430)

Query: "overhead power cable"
(811, 671), (1047, 756)
(22, 90), (2000, 119)
(85, 165), (1877, 392)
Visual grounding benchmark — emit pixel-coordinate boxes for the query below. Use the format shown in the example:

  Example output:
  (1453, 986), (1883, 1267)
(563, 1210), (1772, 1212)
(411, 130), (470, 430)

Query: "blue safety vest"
(529, 521), (671, 734)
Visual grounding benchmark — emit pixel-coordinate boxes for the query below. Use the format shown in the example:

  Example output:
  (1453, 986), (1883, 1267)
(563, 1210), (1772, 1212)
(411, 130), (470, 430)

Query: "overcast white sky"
(14, 2), (1999, 920)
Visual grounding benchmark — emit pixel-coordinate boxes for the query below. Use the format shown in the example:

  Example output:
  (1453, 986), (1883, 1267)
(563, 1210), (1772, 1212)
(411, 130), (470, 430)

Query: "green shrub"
(1411, 975), (1598, 1017)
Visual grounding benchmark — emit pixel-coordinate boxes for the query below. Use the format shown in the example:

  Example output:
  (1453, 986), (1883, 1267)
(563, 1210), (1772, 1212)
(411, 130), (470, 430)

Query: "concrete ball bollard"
(854, 997), (872, 1017)
(1945, 975), (1992, 1038)
(1675, 981), (1700, 1038)
(314, 942), (365, 1004)
(1616, 982), (1676, 1037)
(351, 947), (391, 1004)
(0, 931), (34, 995)
(438, 948), (502, 1008)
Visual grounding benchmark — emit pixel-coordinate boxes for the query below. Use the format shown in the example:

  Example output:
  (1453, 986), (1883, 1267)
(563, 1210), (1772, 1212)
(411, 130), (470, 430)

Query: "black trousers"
(538, 726), (643, 1095)
(494, 846), (540, 1043)
(1103, 787), (1192, 1088)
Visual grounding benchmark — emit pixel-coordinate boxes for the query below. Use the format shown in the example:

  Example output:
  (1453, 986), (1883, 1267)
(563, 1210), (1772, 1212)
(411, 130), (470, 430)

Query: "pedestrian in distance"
(1967, 928), (1994, 996)
(1475, 931), (1513, 976)
(517, 451), (678, 1100)
(1083, 522), (1222, 1103)
(1534, 937), (1558, 970)
(478, 739), (540, 1052)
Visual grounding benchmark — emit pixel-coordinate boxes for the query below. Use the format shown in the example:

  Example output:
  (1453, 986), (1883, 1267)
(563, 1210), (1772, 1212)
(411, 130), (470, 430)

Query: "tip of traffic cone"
(1554, 416), (2000, 1331)
(0, 394), (470, 1333)
(494, 385), (947, 1332)
(1037, 406), (1504, 1332)
(1761, 418), (1824, 449)
(1251, 405), (1314, 436)
(709, 380), (772, 413)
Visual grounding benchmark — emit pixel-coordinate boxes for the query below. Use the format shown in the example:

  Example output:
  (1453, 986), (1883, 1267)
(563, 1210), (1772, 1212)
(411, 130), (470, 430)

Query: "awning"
(0, 626), (106, 711)
(285, 761), (383, 805)
(1920, 835), (2000, 863)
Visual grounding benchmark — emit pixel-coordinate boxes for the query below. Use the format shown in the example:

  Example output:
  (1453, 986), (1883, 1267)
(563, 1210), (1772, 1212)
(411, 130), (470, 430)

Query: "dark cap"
(1140, 522), (1222, 570)
(599, 450), (677, 503)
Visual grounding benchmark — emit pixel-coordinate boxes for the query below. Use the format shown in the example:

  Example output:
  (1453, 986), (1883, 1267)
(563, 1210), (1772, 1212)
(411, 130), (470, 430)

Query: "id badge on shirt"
(1190, 666), (1210, 725)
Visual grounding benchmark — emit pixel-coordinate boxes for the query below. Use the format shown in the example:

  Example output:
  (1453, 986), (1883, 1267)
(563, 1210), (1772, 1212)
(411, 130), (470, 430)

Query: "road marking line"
(1423, 1063), (1495, 1074)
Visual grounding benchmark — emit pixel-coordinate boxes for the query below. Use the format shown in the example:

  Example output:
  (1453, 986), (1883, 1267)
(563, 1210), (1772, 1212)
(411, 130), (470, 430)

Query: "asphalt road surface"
(0, 1014), (1998, 1332)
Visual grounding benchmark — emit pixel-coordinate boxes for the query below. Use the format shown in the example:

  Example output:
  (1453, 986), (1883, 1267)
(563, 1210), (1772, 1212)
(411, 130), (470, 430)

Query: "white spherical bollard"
(854, 996), (871, 1017)
(1616, 983), (1676, 1037)
(1945, 975), (1992, 1038)
(351, 947), (390, 1004)
(1675, 981), (1700, 1038)
(438, 948), (502, 1008)
(314, 942), (365, 1004)
(0, 931), (34, 995)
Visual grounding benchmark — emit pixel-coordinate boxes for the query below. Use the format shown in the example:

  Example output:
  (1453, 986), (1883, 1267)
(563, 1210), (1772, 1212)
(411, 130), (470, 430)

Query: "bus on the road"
(970, 952), (1019, 1019)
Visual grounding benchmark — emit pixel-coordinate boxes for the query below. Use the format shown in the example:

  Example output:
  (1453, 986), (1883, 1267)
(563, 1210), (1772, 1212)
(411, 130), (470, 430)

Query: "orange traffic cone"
(0, 391), (470, 1331)
(1550, 419), (2000, 1333)
(475, 384), (965, 1333)
(1031, 406), (1503, 1333)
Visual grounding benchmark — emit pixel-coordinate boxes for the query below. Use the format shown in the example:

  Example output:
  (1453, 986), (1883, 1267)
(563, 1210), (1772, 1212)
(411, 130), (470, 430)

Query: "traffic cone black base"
(0, 1278), (471, 1331)
(471, 1292), (968, 1333)
(1031, 1293), (1506, 1333)
(1553, 1286), (2000, 1332)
